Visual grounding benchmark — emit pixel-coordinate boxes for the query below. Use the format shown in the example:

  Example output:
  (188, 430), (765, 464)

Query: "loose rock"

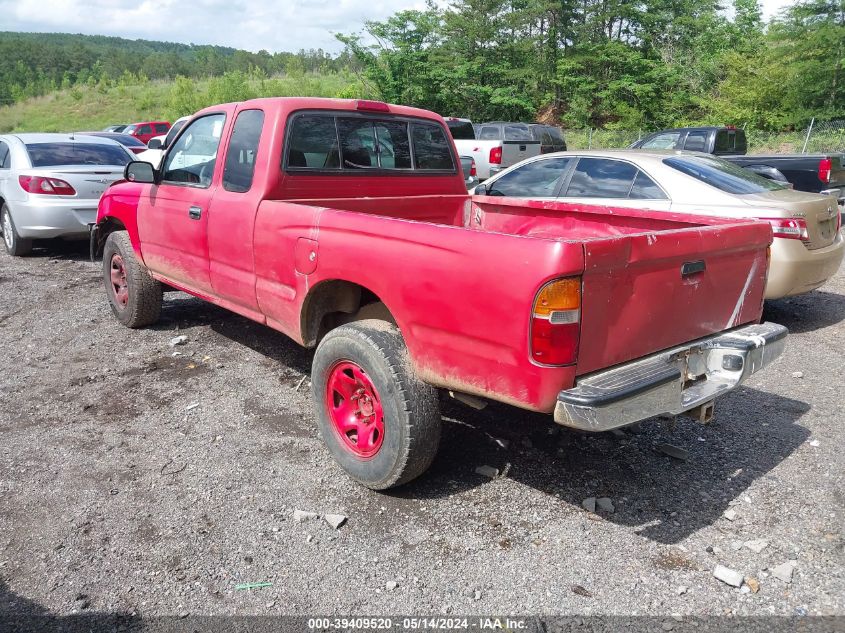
(745, 577), (760, 593)
(675, 586), (688, 595)
(169, 335), (188, 347)
(596, 497), (615, 513)
(744, 539), (768, 554)
(723, 509), (738, 521)
(475, 465), (499, 478)
(581, 497), (596, 513)
(293, 510), (318, 523)
(771, 561), (797, 583)
(571, 585), (592, 598)
(656, 443), (689, 461)
(791, 371), (804, 378)
(385, 581), (398, 591)
(324, 513), (347, 530)
(713, 565), (744, 588)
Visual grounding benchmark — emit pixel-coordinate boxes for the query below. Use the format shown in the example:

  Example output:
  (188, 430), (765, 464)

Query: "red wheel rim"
(325, 360), (385, 458)
(110, 254), (128, 309)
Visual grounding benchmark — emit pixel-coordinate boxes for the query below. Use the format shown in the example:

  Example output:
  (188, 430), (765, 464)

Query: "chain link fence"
(562, 119), (845, 154)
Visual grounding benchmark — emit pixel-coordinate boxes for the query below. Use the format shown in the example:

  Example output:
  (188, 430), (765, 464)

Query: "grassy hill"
(0, 72), (365, 133)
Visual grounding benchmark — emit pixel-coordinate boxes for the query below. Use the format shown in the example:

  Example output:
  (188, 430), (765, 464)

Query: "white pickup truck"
(446, 118), (541, 180)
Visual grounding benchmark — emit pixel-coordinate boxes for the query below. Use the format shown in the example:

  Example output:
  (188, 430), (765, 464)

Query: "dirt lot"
(0, 240), (842, 623)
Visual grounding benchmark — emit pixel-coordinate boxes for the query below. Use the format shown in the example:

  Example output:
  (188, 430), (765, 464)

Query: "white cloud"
(0, 0), (424, 53)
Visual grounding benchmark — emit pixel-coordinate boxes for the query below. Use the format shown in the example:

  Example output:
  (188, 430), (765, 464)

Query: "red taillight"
(489, 146), (502, 165)
(355, 100), (390, 112)
(760, 217), (810, 242)
(470, 159), (476, 177)
(819, 157), (832, 184)
(19, 175), (76, 196)
(530, 278), (581, 366)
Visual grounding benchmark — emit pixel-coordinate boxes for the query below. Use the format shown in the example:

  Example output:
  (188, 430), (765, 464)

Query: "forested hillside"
(1, 0), (843, 133)
(338, 0), (845, 130)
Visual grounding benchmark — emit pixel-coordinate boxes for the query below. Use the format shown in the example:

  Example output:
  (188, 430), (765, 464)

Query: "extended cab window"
(223, 109), (265, 192)
(162, 113), (226, 188)
(286, 113), (454, 173)
(683, 131), (708, 152)
(488, 157), (573, 197)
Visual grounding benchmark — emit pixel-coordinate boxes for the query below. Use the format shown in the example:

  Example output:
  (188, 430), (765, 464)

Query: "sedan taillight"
(19, 175), (76, 196)
(759, 217), (810, 242)
(470, 159), (477, 177)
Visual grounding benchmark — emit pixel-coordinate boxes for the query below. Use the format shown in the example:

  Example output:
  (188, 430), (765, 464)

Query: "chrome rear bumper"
(554, 322), (788, 431)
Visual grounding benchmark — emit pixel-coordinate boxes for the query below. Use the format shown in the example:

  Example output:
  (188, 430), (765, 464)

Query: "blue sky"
(0, 0), (796, 54)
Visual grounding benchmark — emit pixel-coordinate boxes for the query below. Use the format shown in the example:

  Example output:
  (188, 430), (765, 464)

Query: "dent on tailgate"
(576, 222), (771, 376)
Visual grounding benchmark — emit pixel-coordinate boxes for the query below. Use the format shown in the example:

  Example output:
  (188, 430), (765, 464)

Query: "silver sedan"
(472, 149), (844, 299)
(0, 133), (133, 256)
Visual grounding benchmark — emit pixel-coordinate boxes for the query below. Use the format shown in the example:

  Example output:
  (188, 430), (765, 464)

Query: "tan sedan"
(472, 149), (843, 299)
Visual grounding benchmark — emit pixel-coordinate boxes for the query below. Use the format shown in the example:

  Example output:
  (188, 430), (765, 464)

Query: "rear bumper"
(767, 231), (844, 298)
(10, 199), (97, 239)
(554, 322), (787, 431)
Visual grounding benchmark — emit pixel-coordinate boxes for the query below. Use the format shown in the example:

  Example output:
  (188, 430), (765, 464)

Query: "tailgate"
(501, 141), (540, 168)
(576, 222), (771, 375)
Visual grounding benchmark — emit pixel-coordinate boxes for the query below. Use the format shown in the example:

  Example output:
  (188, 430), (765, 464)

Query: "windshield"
(25, 143), (131, 167)
(663, 155), (785, 194)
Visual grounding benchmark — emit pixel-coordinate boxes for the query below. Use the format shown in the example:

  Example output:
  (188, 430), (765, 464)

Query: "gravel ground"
(0, 240), (842, 624)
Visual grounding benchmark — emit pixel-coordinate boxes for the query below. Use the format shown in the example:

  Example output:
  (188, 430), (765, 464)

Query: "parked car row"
(101, 120), (172, 145)
(472, 149), (844, 299)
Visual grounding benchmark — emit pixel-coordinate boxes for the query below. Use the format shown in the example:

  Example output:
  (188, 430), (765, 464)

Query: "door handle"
(188, 206), (202, 220)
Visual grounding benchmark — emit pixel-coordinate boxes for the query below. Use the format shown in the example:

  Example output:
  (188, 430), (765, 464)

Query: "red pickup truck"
(91, 98), (787, 490)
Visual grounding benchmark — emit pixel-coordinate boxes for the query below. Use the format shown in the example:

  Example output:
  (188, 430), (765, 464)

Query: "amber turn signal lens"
(533, 278), (580, 316)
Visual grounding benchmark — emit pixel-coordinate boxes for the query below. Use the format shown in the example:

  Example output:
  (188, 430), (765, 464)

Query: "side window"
(564, 158), (638, 198)
(478, 126), (501, 140)
(138, 124), (152, 135)
(489, 158), (573, 197)
(287, 114), (340, 169)
(411, 122), (454, 170)
(162, 113), (226, 188)
(154, 123), (169, 134)
(684, 131), (708, 152)
(629, 171), (667, 199)
(223, 109), (265, 193)
(0, 141), (9, 169)
(641, 132), (681, 150)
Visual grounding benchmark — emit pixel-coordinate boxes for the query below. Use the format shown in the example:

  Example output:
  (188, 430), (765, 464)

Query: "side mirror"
(147, 138), (163, 150)
(473, 182), (487, 195)
(125, 161), (156, 184)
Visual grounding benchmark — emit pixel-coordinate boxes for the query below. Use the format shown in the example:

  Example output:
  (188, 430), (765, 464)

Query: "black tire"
(102, 230), (162, 328)
(2, 204), (33, 256)
(312, 320), (441, 490)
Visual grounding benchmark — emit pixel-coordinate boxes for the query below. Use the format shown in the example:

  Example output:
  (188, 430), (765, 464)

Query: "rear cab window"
(446, 119), (475, 140)
(664, 155), (783, 194)
(714, 129), (747, 154)
(24, 143), (131, 167)
(284, 112), (455, 174)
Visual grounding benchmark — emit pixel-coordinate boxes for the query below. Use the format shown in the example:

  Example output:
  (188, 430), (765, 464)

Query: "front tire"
(2, 204), (33, 256)
(102, 230), (162, 328)
(312, 320), (441, 490)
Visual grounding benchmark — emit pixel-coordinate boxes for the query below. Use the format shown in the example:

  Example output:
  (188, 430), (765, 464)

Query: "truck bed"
(259, 195), (771, 410)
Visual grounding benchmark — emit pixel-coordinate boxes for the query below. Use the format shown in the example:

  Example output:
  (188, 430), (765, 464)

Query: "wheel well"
(93, 218), (127, 257)
(301, 280), (396, 347)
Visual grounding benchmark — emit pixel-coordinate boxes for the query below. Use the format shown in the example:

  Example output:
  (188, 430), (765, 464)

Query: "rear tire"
(102, 230), (162, 328)
(2, 204), (33, 256)
(312, 320), (441, 490)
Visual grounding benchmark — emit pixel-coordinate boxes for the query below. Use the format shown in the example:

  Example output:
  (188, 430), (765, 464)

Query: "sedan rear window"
(664, 155), (783, 194)
(25, 143), (131, 167)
